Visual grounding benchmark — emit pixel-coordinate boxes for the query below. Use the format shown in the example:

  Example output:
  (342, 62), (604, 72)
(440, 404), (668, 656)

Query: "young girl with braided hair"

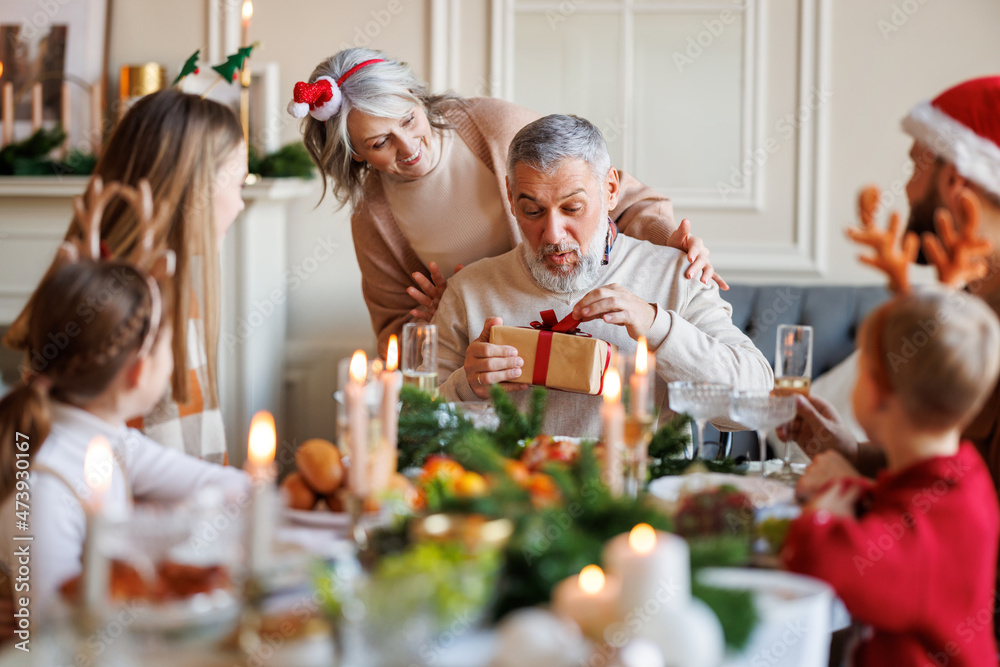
(0, 183), (247, 619)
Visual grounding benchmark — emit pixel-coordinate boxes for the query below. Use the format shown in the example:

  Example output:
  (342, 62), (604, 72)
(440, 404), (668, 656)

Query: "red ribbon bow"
(529, 310), (590, 337)
(524, 310), (609, 392)
(292, 79), (333, 109)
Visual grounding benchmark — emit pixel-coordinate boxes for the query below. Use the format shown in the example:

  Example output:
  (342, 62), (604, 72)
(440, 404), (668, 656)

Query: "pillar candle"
(82, 436), (113, 616)
(246, 411), (277, 576)
(346, 351), (370, 497)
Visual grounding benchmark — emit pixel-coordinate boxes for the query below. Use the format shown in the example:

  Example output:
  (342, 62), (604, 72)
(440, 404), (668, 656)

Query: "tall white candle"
(241, 0), (253, 47)
(629, 337), (651, 419)
(246, 411), (277, 576)
(82, 436), (113, 615)
(2, 83), (13, 147)
(602, 368), (625, 497)
(346, 351), (370, 497)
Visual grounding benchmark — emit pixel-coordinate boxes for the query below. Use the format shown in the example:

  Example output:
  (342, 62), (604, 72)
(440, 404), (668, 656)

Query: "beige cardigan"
(350, 97), (678, 357)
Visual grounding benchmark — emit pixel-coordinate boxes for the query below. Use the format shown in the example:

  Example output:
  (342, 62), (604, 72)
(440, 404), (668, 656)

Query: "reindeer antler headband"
(63, 177), (177, 359)
(286, 59), (385, 122)
(847, 185), (994, 389)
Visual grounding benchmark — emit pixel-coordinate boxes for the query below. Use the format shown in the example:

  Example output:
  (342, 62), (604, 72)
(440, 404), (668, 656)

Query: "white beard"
(521, 219), (608, 293)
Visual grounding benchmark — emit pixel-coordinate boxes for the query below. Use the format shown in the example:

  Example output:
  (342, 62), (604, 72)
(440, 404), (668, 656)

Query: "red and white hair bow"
(287, 59), (384, 122)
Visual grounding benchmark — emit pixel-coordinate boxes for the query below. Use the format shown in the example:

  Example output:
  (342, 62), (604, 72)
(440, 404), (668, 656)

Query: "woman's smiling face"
(346, 104), (435, 180)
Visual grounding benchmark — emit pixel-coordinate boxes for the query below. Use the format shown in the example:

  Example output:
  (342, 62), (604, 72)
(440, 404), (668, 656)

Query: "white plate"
(648, 471), (795, 509)
(282, 507), (352, 529)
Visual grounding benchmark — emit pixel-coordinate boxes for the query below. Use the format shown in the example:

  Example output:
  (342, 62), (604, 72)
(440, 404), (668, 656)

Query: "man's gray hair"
(506, 114), (612, 183)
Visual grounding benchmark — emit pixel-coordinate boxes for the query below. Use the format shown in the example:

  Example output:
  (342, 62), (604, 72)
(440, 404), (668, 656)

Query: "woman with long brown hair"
(5, 89), (246, 463)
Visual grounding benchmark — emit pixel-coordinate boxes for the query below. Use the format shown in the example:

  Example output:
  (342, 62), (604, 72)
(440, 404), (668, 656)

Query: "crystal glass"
(772, 325), (813, 480)
(624, 344), (657, 497)
(730, 390), (797, 478)
(667, 382), (732, 460)
(402, 323), (439, 396)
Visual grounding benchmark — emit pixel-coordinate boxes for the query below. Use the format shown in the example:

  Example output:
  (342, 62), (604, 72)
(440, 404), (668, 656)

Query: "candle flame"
(242, 0), (253, 22)
(0, 61), (4, 79)
(635, 337), (648, 375)
(629, 523), (657, 555)
(83, 436), (113, 507)
(603, 367), (621, 404)
(248, 411), (276, 467)
(349, 350), (368, 383)
(579, 565), (606, 594)
(386, 335), (399, 372)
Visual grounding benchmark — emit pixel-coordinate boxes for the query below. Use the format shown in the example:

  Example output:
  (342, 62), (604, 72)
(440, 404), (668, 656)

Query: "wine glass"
(667, 382), (733, 460)
(730, 390), (797, 477)
(402, 323), (439, 396)
(772, 325), (813, 480)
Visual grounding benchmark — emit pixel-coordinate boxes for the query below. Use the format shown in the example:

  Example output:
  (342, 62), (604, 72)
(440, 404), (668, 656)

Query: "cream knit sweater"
(434, 235), (773, 437)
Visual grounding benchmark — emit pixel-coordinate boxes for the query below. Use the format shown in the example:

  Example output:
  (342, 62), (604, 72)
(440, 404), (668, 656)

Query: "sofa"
(704, 283), (890, 460)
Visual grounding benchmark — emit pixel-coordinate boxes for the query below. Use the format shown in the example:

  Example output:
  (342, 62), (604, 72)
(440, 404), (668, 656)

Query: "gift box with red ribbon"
(488, 310), (614, 395)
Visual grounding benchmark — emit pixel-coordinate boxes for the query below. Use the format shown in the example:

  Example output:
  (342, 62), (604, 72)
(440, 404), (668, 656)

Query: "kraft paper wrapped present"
(489, 310), (614, 395)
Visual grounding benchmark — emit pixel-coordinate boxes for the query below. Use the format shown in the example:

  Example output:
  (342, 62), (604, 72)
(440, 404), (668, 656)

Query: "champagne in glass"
(402, 323), (439, 398)
(771, 324), (813, 481)
(402, 371), (439, 394)
(773, 375), (811, 397)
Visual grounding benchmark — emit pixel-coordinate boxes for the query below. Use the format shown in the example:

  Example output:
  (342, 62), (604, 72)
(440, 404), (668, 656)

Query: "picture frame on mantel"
(0, 0), (111, 151)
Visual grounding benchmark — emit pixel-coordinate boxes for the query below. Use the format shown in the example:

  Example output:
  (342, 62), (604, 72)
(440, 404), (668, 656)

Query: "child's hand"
(796, 450), (862, 503)
(807, 479), (863, 518)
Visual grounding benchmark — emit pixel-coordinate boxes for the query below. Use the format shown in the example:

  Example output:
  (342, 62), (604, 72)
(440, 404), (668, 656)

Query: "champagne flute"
(401, 323), (438, 396)
(667, 382), (732, 460)
(771, 324), (813, 481)
(730, 390), (797, 477)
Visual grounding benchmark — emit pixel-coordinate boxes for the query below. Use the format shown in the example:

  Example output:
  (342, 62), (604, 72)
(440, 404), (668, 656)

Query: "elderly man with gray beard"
(432, 114), (773, 436)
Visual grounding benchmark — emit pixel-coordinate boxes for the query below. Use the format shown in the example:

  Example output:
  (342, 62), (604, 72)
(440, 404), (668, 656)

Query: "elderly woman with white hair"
(290, 48), (725, 355)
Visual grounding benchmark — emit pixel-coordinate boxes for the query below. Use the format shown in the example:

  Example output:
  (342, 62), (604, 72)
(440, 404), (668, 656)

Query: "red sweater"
(783, 443), (999, 667)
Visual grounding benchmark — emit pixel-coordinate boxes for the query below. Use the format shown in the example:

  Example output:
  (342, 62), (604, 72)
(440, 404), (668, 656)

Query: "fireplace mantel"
(0, 176), (314, 465)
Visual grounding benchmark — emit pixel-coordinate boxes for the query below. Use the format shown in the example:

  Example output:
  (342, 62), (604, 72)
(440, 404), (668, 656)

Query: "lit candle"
(2, 82), (13, 147)
(551, 565), (622, 642)
(246, 410), (277, 575)
(375, 336), (402, 492)
(346, 351), (370, 498)
(629, 337), (651, 419)
(89, 82), (102, 156)
(602, 367), (625, 497)
(603, 524), (691, 616)
(241, 0), (253, 47)
(30, 82), (42, 132)
(82, 436), (113, 615)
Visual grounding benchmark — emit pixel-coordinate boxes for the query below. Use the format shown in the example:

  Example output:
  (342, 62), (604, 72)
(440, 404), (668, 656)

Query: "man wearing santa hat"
(788, 76), (1000, 485)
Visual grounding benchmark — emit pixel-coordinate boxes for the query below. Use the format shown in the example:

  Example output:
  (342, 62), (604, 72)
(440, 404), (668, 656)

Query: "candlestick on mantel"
(602, 367), (625, 497)
(30, 83), (42, 132)
(89, 82), (102, 156)
(246, 410), (277, 576)
(1, 83), (13, 147)
(60, 81), (72, 159)
(241, 0), (253, 47)
(82, 436), (113, 617)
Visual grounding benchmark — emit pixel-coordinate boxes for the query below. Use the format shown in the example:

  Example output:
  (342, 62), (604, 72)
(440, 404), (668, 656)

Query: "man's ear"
(936, 160), (970, 209)
(605, 167), (621, 211)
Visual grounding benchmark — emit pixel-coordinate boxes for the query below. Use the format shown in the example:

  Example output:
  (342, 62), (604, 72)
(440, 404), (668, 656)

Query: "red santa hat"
(901, 76), (1000, 200)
